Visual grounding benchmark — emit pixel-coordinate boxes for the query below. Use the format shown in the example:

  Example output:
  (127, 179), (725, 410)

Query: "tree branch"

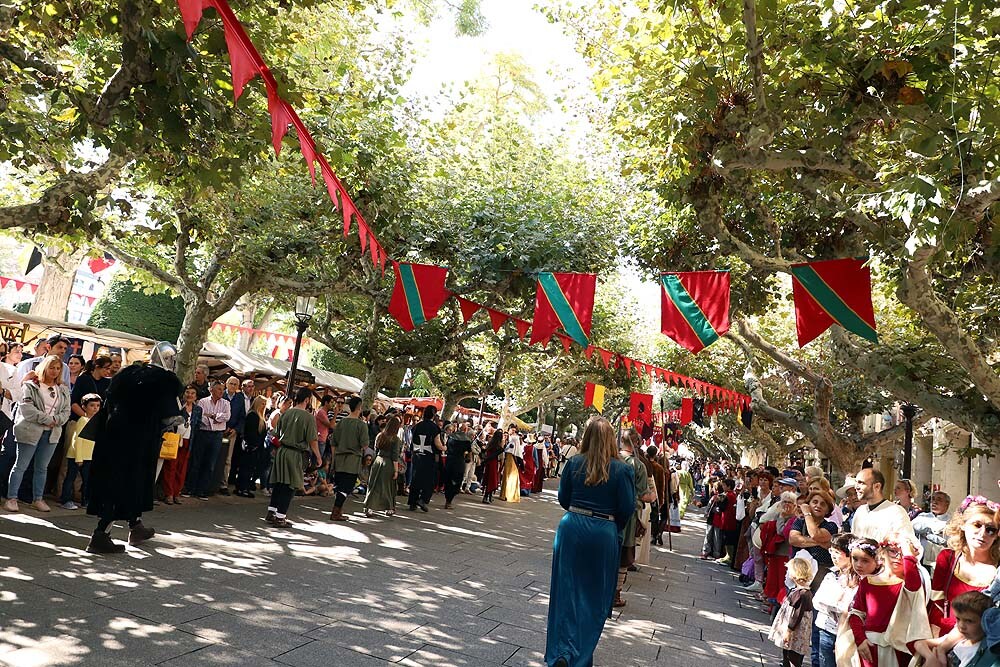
(717, 147), (877, 182)
(735, 319), (823, 384)
(897, 246), (1000, 408)
(0, 153), (129, 231)
(94, 232), (182, 291)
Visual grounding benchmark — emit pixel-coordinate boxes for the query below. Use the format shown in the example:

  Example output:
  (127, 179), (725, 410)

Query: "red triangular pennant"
(176, 0), (210, 40)
(598, 349), (613, 368)
(341, 195), (356, 237)
(488, 309), (509, 333)
(358, 220), (369, 253)
(298, 132), (317, 184)
(221, 20), (259, 102)
(319, 164), (339, 210)
(457, 298), (482, 324)
(267, 88), (292, 156)
(558, 334), (572, 354)
(514, 319), (531, 340)
(585, 345), (595, 360)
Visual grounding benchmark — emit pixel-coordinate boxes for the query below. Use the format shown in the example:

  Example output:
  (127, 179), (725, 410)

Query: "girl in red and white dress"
(837, 535), (932, 667)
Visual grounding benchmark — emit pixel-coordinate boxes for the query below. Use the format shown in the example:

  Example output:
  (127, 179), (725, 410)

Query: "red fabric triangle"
(298, 132), (317, 184)
(514, 319), (531, 340)
(176, 0), (211, 40)
(319, 160), (340, 209)
(457, 298), (482, 324)
(487, 309), (509, 333)
(221, 19), (259, 102)
(623, 357), (633, 376)
(585, 345), (595, 360)
(558, 334), (572, 354)
(267, 88), (292, 156)
(358, 220), (369, 253)
(369, 238), (380, 267)
(341, 195), (355, 237)
(598, 348), (613, 368)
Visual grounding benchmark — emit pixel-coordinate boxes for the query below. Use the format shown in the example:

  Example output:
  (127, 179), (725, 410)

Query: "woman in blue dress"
(545, 416), (636, 667)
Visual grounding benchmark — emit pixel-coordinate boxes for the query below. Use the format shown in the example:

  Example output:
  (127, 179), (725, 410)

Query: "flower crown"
(849, 539), (879, 557)
(960, 495), (1000, 513)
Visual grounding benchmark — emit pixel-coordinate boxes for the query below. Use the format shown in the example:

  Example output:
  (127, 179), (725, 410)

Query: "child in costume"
(768, 557), (815, 666)
(838, 535), (932, 666)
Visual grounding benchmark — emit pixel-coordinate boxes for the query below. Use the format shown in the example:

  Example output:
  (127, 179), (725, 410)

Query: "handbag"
(160, 431), (180, 460)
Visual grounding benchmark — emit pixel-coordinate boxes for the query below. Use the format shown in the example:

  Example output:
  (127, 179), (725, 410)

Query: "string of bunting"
(177, 0), (788, 410)
(209, 321), (310, 347)
(0, 276), (99, 305)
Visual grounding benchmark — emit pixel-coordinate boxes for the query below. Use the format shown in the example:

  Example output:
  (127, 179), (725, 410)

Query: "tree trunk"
(235, 299), (257, 351)
(360, 363), (389, 410)
(442, 393), (459, 422)
(29, 248), (85, 320)
(175, 302), (211, 383)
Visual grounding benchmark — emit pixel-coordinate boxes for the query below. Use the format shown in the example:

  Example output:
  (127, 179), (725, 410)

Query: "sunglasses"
(967, 520), (999, 536)
(47, 387), (56, 398)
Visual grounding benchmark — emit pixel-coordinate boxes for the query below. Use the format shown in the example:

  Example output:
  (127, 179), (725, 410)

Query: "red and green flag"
(660, 271), (731, 354)
(791, 258), (878, 347)
(529, 272), (596, 348)
(387, 262), (451, 332)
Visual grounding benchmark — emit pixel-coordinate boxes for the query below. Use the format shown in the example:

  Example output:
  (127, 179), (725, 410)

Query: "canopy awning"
(0, 308), (157, 351)
(199, 342), (384, 397)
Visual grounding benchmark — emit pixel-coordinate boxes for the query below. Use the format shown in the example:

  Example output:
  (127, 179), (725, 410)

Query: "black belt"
(568, 506), (614, 522)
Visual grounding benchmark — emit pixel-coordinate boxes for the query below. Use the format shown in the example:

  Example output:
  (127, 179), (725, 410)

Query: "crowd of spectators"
(692, 459), (1000, 667)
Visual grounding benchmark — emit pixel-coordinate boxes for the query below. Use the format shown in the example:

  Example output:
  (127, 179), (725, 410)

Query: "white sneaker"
(61, 501), (79, 510)
(32, 500), (51, 512)
(744, 581), (763, 593)
(3, 498), (17, 512)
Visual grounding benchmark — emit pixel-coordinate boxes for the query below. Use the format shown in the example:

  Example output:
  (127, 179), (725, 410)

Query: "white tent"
(199, 342), (386, 397)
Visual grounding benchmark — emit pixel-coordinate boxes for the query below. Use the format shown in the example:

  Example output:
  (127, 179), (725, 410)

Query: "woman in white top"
(4, 355), (72, 512)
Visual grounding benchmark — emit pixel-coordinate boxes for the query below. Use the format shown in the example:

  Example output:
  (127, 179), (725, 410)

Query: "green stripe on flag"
(662, 275), (719, 348)
(538, 273), (588, 346)
(791, 265), (878, 343)
(399, 264), (426, 327)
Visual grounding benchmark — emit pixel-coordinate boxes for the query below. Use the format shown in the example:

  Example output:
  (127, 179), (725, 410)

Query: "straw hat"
(835, 476), (858, 500)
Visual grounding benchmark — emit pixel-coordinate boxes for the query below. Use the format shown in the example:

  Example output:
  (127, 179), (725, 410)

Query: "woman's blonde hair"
(946, 503), (1000, 563)
(787, 558), (814, 586)
(807, 477), (832, 493)
(250, 396), (267, 430)
(35, 355), (64, 385)
(579, 416), (617, 486)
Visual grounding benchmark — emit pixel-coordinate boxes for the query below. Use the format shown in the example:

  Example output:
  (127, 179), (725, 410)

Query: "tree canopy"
(549, 0), (1000, 461)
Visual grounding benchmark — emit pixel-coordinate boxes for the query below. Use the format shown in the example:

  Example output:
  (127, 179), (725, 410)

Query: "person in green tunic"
(265, 387), (320, 528)
(616, 429), (656, 608)
(677, 463), (694, 519)
(329, 396), (368, 521)
(363, 415), (402, 517)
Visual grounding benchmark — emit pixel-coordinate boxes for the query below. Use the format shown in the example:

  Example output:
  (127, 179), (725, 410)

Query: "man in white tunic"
(851, 468), (913, 542)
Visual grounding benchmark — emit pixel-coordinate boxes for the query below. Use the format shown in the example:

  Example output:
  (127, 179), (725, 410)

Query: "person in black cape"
(84, 364), (183, 554)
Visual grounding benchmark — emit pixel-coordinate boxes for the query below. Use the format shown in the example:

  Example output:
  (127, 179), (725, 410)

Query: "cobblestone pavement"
(0, 482), (784, 666)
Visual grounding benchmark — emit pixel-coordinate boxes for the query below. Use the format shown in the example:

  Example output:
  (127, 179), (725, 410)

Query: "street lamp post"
(901, 403), (919, 480)
(286, 295), (316, 392)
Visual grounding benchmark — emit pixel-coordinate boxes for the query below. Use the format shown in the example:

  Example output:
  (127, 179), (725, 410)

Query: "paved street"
(0, 482), (782, 666)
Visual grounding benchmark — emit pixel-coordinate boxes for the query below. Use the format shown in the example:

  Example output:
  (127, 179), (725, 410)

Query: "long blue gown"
(545, 455), (636, 667)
